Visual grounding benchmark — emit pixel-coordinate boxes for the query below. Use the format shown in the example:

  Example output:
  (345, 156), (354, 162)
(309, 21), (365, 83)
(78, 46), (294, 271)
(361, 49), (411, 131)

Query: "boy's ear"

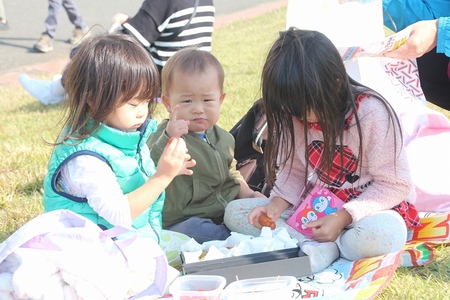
(161, 94), (172, 113)
(219, 92), (226, 105)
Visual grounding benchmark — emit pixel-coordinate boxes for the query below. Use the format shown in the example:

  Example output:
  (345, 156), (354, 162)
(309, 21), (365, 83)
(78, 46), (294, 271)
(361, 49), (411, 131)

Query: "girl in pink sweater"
(224, 28), (420, 273)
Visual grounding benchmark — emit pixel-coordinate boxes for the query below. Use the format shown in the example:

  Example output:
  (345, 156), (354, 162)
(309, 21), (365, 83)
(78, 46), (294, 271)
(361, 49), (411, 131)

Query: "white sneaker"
(19, 74), (65, 105)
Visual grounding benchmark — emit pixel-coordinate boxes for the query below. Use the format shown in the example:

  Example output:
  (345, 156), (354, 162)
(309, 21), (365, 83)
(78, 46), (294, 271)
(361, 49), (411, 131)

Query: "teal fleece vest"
(43, 119), (164, 241)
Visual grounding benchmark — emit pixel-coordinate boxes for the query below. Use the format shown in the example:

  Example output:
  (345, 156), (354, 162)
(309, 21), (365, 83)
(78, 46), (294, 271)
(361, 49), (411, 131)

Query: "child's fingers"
(166, 137), (189, 162)
(167, 136), (185, 149)
(186, 158), (196, 169)
(304, 218), (321, 228)
(169, 105), (180, 122)
(248, 207), (263, 226)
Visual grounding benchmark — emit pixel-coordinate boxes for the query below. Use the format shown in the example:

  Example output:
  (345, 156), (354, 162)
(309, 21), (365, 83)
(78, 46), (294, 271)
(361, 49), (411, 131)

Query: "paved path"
(0, 0), (287, 86)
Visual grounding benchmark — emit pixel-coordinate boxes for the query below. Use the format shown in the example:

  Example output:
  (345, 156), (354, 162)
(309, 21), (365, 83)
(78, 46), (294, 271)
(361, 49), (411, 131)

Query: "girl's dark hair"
(56, 32), (160, 144)
(261, 27), (402, 188)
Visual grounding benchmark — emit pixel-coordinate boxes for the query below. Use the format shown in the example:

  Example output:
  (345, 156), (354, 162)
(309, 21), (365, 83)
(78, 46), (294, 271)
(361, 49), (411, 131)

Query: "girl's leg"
(336, 210), (407, 261)
(224, 198), (269, 237)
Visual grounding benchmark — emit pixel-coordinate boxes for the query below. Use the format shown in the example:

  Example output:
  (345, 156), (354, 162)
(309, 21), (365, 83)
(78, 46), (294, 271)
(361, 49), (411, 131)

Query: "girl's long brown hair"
(261, 28), (402, 188)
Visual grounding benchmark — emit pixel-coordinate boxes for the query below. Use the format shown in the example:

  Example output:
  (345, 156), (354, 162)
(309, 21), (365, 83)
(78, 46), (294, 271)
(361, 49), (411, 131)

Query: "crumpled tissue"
(181, 227), (298, 264)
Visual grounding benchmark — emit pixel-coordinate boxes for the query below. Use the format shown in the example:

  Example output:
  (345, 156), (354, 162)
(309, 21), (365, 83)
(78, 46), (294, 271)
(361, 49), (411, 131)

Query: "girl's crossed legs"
(224, 198), (407, 272)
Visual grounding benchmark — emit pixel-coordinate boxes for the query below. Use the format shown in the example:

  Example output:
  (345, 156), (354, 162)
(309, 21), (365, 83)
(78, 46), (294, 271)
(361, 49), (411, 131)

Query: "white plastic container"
(169, 275), (226, 300)
(221, 276), (297, 300)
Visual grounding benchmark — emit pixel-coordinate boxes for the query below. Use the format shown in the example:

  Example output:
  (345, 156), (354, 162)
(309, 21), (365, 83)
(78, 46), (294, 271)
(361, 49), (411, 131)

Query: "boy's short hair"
(161, 47), (224, 95)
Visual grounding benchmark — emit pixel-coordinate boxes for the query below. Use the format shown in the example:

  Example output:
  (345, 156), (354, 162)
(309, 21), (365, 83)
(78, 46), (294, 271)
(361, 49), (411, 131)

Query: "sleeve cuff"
(437, 17), (450, 57)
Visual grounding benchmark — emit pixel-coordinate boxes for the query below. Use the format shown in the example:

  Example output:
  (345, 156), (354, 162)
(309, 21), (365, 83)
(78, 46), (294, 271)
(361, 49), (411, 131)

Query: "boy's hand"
(166, 105), (189, 138)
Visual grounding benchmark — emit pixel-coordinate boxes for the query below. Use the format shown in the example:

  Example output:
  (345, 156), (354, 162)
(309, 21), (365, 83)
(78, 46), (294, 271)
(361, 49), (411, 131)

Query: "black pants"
(417, 48), (450, 111)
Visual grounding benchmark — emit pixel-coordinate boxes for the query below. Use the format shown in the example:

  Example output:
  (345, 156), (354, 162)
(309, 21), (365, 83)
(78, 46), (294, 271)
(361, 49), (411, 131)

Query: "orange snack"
(258, 214), (276, 230)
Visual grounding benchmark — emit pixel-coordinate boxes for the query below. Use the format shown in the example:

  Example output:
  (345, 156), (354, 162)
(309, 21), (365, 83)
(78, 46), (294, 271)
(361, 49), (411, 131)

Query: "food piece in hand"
(258, 214), (276, 230)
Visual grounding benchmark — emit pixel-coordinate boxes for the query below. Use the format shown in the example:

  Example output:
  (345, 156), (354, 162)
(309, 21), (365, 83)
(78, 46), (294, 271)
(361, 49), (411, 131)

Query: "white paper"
(338, 27), (410, 61)
(286, 0), (384, 47)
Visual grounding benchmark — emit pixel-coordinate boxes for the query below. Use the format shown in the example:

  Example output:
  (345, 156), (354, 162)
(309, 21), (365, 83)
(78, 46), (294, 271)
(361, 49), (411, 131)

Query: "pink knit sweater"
(270, 95), (416, 223)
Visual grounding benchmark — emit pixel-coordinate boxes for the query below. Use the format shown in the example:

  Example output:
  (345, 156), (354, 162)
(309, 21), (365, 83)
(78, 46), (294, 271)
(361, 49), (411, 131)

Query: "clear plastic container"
(169, 275), (226, 300)
(221, 276), (297, 300)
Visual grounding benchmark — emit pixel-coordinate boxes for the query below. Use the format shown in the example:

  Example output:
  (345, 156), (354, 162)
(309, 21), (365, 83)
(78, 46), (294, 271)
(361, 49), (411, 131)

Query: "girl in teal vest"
(43, 33), (195, 243)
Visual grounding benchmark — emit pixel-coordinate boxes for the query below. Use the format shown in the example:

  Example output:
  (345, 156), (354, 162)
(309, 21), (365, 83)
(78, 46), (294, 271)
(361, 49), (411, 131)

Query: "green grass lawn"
(0, 5), (449, 299)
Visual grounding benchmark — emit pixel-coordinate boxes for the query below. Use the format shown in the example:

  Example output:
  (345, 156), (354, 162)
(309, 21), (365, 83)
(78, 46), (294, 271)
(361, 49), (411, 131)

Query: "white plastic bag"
(0, 210), (168, 300)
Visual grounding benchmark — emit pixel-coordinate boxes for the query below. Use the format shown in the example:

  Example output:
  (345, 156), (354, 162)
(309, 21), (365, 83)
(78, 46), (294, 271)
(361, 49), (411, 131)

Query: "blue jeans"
(165, 217), (231, 244)
(44, 0), (85, 38)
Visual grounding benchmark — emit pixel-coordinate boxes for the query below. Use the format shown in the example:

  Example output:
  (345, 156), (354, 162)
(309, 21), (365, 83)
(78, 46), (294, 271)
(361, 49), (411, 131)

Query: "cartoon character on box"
(300, 193), (338, 226)
(287, 186), (344, 237)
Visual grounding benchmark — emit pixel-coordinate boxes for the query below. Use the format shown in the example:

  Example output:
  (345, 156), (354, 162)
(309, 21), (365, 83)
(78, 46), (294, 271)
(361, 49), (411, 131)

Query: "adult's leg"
(44, 0), (63, 38)
(0, 0), (6, 20)
(62, 0), (85, 29)
(0, 0), (7, 29)
(336, 210), (407, 261)
(165, 217), (231, 244)
(417, 49), (450, 111)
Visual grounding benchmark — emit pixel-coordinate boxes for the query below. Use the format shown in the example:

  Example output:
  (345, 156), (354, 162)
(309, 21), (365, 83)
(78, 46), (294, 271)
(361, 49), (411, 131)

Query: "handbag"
(286, 184), (345, 238)
(230, 99), (271, 196)
(0, 209), (168, 300)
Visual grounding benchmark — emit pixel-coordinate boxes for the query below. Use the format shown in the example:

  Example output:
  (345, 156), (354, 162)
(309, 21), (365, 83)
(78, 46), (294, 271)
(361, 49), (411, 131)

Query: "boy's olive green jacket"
(148, 119), (243, 228)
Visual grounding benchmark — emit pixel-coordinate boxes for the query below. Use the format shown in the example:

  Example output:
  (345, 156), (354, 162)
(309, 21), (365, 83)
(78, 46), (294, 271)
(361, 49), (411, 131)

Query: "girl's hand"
(306, 209), (352, 242)
(156, 137), (193, 179)
(248, 196), (289, 228)
(248, 205), (272, 229)
(166, 105), (189, 138)
(179, 154), (196, 176)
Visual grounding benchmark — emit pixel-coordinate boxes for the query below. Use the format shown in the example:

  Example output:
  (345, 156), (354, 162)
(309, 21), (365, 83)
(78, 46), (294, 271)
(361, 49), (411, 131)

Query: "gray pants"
(44, 0), (85, 38)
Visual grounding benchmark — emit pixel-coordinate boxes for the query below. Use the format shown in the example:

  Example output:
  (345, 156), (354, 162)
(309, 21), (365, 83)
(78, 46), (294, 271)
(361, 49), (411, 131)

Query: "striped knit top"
(123, 0), (215, 71)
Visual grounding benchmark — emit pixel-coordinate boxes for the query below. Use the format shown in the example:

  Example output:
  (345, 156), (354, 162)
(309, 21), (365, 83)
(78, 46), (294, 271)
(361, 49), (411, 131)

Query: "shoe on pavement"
(0, 19), (9, 30)
(34, 34), (53, 53)
(68, 26), (90, 45)
(19, 74), (65, 105)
